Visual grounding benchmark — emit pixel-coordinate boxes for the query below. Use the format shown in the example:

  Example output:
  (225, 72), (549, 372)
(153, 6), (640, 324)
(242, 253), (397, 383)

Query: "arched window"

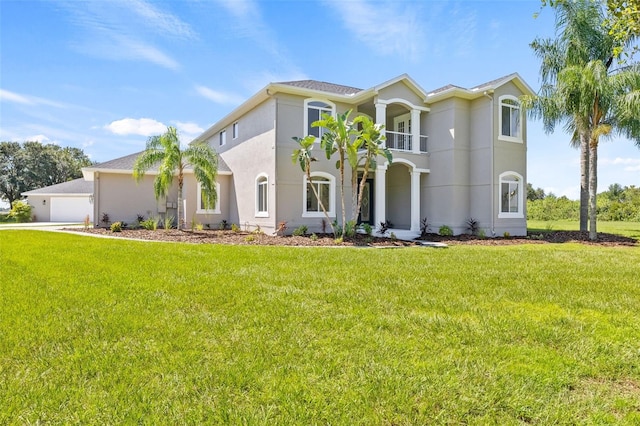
(196, 182), (221, 214)
(499, 172), (523, 218)
(303, 172), (335, 218)
(499, 95), (522, 142)
(304, 99), (335, 140)
(256, 173), (268, 217)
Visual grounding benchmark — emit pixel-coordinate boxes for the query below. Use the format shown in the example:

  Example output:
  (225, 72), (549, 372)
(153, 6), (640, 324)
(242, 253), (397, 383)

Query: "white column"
(411, 109), (421, 154)
(410, 170), (421, 232)
(375, 164), (387, 227)
(375, 102), (387, 145)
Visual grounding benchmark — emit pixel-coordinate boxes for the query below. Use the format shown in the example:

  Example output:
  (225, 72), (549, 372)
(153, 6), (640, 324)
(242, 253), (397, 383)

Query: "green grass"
(528, 219), (640, 240)
(1, 231), (640, 424)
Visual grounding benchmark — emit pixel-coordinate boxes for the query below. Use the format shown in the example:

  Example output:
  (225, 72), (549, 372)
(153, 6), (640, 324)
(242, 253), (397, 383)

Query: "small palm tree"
(133, 126), (218, 229)
(351, 116), (391, 223)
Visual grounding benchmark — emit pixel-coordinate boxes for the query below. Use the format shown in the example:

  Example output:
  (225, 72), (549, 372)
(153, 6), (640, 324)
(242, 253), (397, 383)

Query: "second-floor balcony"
(386, 131), (428, 153)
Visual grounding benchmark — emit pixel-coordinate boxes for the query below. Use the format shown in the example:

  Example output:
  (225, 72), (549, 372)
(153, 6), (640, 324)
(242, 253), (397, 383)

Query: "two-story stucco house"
(83, 73), (534, 237)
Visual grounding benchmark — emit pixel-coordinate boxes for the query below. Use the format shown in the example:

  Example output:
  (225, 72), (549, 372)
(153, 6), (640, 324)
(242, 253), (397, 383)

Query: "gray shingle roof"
(278, 80), (362, 95)
(89, 151), (231, 173)
(470, 73), (518, 91)
(22, 178), (92, 195)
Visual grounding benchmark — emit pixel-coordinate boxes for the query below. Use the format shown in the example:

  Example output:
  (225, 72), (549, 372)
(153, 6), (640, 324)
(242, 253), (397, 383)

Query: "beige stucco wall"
(213, 98), (278, 233)
(25, 195), (50, 221)
(421, 97), (473, 233)
(377, 81), (425, 107)
(93, 172), (178, 226)
(273, 93), (357, 234)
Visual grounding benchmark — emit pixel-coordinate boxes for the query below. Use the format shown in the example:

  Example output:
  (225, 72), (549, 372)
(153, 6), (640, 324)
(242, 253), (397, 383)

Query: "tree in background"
(607, 0), (640, 58)
(0, 141), (93, 207)
(527, 183), (546, 201)
(133, 126), (218, 230)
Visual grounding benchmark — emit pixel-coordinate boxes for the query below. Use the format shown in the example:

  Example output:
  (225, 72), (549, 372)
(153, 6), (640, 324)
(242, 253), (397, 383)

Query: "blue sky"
(1, 0), (639, 201)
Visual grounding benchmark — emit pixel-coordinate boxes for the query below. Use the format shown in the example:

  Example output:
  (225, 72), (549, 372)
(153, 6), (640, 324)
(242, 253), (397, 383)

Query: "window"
(256, 174), (268, 217)
(499, 95), (522, 142)
(196, 182), (221, 214)
(219, 130), (226, 146)
(304, 99), (334, 139)
(232, 122), (239, 139)
(303, 172), (335, 218)
(499, 172), (523, 218)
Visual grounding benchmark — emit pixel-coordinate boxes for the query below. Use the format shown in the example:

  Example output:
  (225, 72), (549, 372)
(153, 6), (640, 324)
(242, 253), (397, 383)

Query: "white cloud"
(175, 121), (204, 135)
(544, 185), (580, 200)
(59, 0), (190, 70)
(105, 118), (166, 136)
(127, 0), (196, 40)
(195, 85), (244, 105)
(600, 157), (640, 172)
(322, 0), (425, 61)
(27, 134), (54, 144)
(0, 89), (67, 108)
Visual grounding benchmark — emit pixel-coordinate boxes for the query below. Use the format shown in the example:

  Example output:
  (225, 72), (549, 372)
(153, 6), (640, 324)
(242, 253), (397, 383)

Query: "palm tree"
(292, 135), (336, 235)
(527, 1), (640, 240)
(315, 109), (359, 232)
(527, 0), (613, 232)
(351, 116), (391, 223)
(133, 126), (218, 229)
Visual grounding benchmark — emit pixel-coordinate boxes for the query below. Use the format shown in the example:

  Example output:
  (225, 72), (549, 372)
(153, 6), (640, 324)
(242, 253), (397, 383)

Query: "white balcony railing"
(386, 131), (428, 153)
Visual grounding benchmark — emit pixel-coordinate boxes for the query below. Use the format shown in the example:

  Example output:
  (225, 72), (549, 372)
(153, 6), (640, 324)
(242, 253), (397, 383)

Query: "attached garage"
(22, 178), (93, 223)
(50, 196), (93, 222)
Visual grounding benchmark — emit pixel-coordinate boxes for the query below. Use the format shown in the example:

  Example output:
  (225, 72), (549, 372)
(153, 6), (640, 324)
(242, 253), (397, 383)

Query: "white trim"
(302, 171), (336, 218)
(196, 181), (221, 214)
(219, 130), (226, 146)
(498, 171), (524, 218)
(376, 97), (430, 112)
(498, 95), (523, 143)
(255, 173), (269, 217)
(303, 98), (335, 141)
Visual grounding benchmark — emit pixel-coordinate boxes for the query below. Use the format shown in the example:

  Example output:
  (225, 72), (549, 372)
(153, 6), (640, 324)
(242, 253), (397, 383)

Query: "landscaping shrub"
(8, 200), (32, 223)
(110, 221), (122, 232)
(292, 225), (308, 236)
(438, 225), (453, 236)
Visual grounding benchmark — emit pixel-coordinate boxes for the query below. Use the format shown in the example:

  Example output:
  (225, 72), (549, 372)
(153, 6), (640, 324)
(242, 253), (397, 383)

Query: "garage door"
(50, 197), (93, 222)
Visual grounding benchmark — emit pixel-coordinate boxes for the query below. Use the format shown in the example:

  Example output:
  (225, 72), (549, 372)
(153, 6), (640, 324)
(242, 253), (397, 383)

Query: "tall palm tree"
(528, 0), (614, 232)
(133, 126), (218, 229)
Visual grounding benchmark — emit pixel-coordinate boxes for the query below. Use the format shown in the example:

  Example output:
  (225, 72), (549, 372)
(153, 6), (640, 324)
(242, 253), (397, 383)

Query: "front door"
(358, 179), (374, 225)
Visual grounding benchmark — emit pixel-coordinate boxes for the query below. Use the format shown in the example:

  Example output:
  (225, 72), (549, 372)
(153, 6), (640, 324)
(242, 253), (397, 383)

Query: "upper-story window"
(499, 95), (522, 143)
(219, 130), (226, 146)
(304, 99), (334, 139)
(232, 122), (239, 139)
(498, 172), (523, 218)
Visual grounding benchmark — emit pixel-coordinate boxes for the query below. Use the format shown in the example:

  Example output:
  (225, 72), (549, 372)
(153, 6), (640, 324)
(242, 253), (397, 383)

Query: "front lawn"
(1, 231), (639, 424)
(528, 219), (640, 240)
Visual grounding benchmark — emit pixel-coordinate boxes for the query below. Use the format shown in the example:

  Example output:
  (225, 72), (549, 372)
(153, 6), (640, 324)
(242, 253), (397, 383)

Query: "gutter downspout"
(483, 91), (495, 237)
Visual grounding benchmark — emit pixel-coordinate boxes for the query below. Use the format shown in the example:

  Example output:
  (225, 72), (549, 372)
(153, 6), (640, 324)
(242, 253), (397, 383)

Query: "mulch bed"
(67, 228), (637, 247)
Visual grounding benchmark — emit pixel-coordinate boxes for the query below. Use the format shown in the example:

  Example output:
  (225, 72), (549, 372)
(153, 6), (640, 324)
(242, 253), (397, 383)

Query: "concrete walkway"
(0, 222), (84, 230)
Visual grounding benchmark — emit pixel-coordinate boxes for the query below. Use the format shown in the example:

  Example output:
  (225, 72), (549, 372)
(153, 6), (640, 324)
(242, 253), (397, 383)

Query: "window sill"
(498, 135), (523, 143)
(498, 212), (524, 219)
(255, 212), (269, 218)
(196, 209), (221, 215)
(302, 212), (335, 219)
